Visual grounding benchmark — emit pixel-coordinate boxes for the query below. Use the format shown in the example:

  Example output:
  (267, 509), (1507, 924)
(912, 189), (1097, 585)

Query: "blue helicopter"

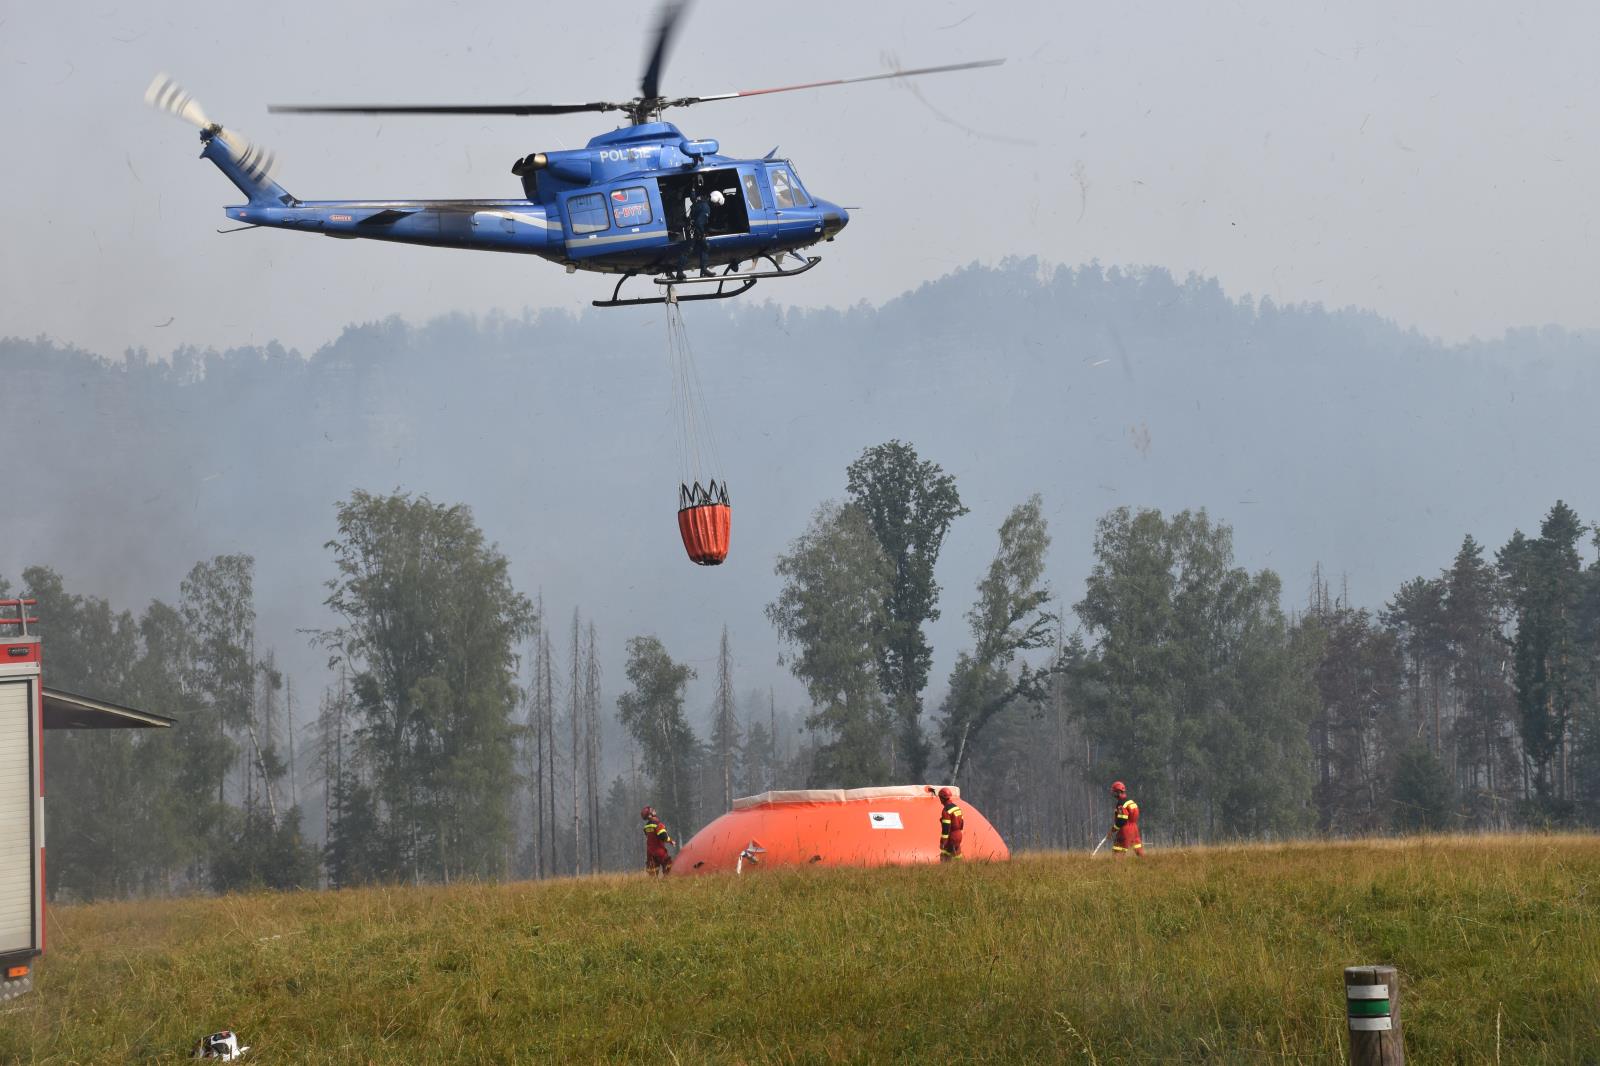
(148, 3), (999, 308)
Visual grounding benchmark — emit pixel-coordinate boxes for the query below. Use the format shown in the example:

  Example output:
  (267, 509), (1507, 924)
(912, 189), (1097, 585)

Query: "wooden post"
(1344, 965), (1404, 1065)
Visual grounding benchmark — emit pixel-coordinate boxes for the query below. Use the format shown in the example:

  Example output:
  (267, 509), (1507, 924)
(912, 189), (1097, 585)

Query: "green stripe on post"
(1347, 998), (1391, 1018)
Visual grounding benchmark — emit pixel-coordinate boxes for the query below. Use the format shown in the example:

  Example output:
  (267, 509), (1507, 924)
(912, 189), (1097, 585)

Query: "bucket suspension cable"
(666, 294), (722, 484)
(666, 293), (732, 566)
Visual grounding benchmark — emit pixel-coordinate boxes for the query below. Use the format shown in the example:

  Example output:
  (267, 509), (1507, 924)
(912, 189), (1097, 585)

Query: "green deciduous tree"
(126, 600), (215, 885)
(767, 501), (893, 787)
(27, 566), (143, 898)
(180, 555), (256, 818)
(320, 490), (535, 883)
(23, 567), (222, 898)
(939, 495), (1057, 780)
(846, 441), (968, 778)
(1070, 508), (1315, 841)
(615, 635), (699, 826)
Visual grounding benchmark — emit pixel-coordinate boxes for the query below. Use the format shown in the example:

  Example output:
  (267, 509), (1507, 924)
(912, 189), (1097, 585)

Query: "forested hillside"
(6, 259), (1600, 894)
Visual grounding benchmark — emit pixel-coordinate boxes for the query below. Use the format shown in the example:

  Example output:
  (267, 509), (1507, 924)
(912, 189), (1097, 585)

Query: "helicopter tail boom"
(199, 128), (296, 206)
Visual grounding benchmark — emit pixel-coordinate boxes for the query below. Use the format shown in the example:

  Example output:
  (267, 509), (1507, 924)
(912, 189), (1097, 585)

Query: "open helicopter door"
(657, 169), (753, 243)
(560, 185), (666, 261)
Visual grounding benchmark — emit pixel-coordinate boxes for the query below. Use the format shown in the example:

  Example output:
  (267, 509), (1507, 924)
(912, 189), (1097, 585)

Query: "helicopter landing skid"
(592, 254), (821, 308)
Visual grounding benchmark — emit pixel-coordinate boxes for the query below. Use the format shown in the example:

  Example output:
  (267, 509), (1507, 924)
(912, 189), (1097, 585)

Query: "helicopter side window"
(610, 187), (652, 228)
(769, 167), (799, 209)
(741, 172), (764, 211)
(568, 193), (610, 234)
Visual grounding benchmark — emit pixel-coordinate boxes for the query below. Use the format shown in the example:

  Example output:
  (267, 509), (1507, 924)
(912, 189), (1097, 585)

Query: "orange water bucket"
(678, 481), (731, 565)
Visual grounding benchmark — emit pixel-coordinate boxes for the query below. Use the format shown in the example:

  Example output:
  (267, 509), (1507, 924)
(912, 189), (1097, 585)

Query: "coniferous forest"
(7, 260), (1600, 898)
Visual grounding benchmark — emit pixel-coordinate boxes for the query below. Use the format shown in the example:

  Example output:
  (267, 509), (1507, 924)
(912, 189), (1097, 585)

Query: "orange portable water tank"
(674, 785), (1009, 874)
(678, 480), (730, 565)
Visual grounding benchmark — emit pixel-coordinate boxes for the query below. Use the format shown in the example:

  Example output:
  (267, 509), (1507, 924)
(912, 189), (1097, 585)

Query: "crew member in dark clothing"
(687, 184), (713, 276)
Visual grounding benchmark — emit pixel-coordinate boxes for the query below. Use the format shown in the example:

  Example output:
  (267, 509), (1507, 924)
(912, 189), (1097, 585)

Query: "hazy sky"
(6, 1), (1600, 356)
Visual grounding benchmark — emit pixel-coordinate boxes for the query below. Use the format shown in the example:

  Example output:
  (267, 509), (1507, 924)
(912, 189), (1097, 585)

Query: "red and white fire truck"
(1, 598), (171, 1002)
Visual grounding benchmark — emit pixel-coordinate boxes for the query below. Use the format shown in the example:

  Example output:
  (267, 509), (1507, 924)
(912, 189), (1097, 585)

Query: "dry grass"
(4, 834), (1598, 1063)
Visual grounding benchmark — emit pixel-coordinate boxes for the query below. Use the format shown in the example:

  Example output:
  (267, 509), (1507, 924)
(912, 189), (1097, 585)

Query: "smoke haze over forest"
(7, 258), (1600, 734)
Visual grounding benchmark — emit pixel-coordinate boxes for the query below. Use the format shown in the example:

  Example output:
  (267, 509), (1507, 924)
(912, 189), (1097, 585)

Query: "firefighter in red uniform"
(641, 806), (676, 875)
(1103, 780), (1143, 858)
(937, 787), (965, 861)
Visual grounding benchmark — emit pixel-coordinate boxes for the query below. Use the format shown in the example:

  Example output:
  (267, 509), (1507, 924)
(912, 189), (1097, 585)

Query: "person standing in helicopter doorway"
(683, 178), (718, 277)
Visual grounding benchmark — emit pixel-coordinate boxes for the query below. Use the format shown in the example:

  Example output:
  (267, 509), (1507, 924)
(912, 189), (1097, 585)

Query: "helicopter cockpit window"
(786, 167), (814, 207)
(610, 187), (652, 228)
(742, 172), (764, 211)
(769, 167), (799, 209)
(568, 193), (610, 234)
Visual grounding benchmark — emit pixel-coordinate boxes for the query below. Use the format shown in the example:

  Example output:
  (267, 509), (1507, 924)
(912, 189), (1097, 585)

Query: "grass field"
(3, 835), (1598, 1064)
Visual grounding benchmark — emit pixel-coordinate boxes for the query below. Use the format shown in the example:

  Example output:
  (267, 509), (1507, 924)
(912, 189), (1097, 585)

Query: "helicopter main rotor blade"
(269, 101), (630, 117)
(664, 57), (1004, 109)
(640, 0), (691, 103)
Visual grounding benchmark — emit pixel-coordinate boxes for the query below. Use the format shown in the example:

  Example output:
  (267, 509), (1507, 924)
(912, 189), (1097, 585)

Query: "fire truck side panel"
(0, 675), (39, 961)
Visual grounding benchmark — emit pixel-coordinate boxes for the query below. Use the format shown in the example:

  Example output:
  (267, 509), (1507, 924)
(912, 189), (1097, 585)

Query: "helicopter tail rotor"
(146, 73), (280, 184)
(145, 73), (213, 129)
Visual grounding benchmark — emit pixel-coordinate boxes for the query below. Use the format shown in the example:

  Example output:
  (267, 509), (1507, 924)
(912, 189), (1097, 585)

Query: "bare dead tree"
(584, 620), (603, 872)
(569, 608), (583, 876)
(713, 626), (738, 811)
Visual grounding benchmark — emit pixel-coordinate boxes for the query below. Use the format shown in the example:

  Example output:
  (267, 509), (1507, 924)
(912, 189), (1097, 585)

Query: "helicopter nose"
(820, 201), (849, 239)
